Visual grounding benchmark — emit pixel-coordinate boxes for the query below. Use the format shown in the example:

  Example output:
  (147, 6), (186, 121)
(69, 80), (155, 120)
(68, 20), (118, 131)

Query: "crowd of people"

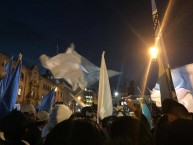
(0, 96), (193, 145)
(1, 64), (193, 145)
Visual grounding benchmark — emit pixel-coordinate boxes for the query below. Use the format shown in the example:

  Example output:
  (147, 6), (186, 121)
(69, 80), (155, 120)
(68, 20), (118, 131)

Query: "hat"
(20, 104), (36, 114)
(36, 111), (49, 122)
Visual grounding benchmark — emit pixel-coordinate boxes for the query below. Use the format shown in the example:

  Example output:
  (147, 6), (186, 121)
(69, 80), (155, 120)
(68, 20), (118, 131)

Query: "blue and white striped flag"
(151, 63), (193, 112)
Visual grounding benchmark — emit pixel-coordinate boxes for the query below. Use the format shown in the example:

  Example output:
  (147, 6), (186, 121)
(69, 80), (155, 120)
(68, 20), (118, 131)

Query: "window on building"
(18, 87), (22, 96)
(20, 73), (24, 81)
(31, 91), (34, 97)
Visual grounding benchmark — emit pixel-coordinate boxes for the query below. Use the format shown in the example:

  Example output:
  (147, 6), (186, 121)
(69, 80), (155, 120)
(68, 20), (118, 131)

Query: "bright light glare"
(114, 92), (118, 96)
(77, 96), (81, 100)
(55, 87), (58, 91)
(149, 47), (158, 59)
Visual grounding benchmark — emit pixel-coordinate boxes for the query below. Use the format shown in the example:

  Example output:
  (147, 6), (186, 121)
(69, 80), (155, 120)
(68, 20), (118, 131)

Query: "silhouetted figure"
(109, 116), (154, 145)
(0, 110), (30, 145)
(166, 119), (193, 145)
(162, 98), (191, 122)
(43, 118), (108, 145)
(154, 98), (193, 145)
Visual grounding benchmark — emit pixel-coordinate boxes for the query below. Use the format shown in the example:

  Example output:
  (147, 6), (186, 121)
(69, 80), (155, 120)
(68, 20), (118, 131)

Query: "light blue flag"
(141, 103), (152, 127)
(0, 60), (22, 119)
(40, 88), (55, 112)
(151, 63), (193, 111)
(153, 63), (193, 91)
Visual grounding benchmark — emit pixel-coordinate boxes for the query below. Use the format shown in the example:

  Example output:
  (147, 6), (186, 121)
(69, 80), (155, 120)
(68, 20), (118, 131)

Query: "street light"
(114, 91), (118, 97)
(149, 47), (158, 59)
(77, 96), (81, 100)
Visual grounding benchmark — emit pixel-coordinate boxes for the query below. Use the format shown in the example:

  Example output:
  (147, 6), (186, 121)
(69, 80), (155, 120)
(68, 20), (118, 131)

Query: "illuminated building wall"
(83, 88), (97, 106)
(0, 52), (72, 106)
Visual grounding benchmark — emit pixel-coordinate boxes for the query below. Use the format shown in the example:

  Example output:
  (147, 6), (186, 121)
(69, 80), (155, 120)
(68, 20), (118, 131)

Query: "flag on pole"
(151, 63), (193, 112)
(40, 88), (55, 112)
(97, 52), (113, 123)
(39, 44), (120, 91)
(151, 0), (177, 103)
(0, 59), (22, 119)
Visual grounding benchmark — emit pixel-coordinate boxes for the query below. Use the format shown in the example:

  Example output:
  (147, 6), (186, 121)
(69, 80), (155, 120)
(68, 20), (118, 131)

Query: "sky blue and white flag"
(151, 63), (193, 112)
(39, 44), (120, 91)
(97, 52), (113, 123)
(40, 88), (55, 112)
(0, 60), (22, 119)
(141, 102), (152, 127)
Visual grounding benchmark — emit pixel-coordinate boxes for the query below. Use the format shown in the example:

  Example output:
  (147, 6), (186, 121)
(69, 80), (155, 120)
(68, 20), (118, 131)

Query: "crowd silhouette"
(0, 95), (193, 145)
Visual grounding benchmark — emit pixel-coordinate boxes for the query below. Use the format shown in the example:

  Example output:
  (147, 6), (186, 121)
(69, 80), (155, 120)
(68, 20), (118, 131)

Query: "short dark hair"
(43, 118), (108, 145)
(162, 99), (189, 118)
(109, 116), (154, 145)
(0, 110), (29, 140)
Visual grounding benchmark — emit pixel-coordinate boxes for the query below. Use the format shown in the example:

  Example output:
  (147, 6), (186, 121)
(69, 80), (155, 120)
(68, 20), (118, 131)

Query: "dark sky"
(1, 0), (193, 93)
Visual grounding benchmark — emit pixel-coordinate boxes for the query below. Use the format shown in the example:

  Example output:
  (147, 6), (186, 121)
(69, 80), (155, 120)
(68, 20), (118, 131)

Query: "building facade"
(0, 52), (72, 106)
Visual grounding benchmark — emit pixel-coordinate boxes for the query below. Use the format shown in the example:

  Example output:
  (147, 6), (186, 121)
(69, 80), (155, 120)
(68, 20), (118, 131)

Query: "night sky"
(1, 0), (193, 93)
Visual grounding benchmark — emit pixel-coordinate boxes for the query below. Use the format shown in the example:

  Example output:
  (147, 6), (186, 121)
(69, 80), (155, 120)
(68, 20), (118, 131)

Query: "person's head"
(81, 106), (96, 121)
(21, 104), (37, 122)
(109, 116), (154, 145)
(162, 99), (190, 122)
(166, 119), (193, 145)
(69, 112), (87, 120)
(101, 116), (118, 134)
(43, 118), (108, 145)
(36, 111), (49, 129)
(0, 110), (29, 141)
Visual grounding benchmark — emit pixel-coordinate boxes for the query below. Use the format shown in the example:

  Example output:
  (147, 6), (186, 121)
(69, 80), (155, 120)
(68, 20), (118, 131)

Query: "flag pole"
(151, 0), (177, 104)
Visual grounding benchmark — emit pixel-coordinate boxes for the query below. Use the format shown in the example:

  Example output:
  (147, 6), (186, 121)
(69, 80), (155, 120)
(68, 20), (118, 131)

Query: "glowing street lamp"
(149, 47), (158, 59)
(114, 91), (118, 97)
(77, 96), (81, 100)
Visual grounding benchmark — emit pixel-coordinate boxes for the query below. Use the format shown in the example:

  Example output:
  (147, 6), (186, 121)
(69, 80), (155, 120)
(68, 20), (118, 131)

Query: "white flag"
(39, 44), (120, 91)
(97, 52), (113, 123)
